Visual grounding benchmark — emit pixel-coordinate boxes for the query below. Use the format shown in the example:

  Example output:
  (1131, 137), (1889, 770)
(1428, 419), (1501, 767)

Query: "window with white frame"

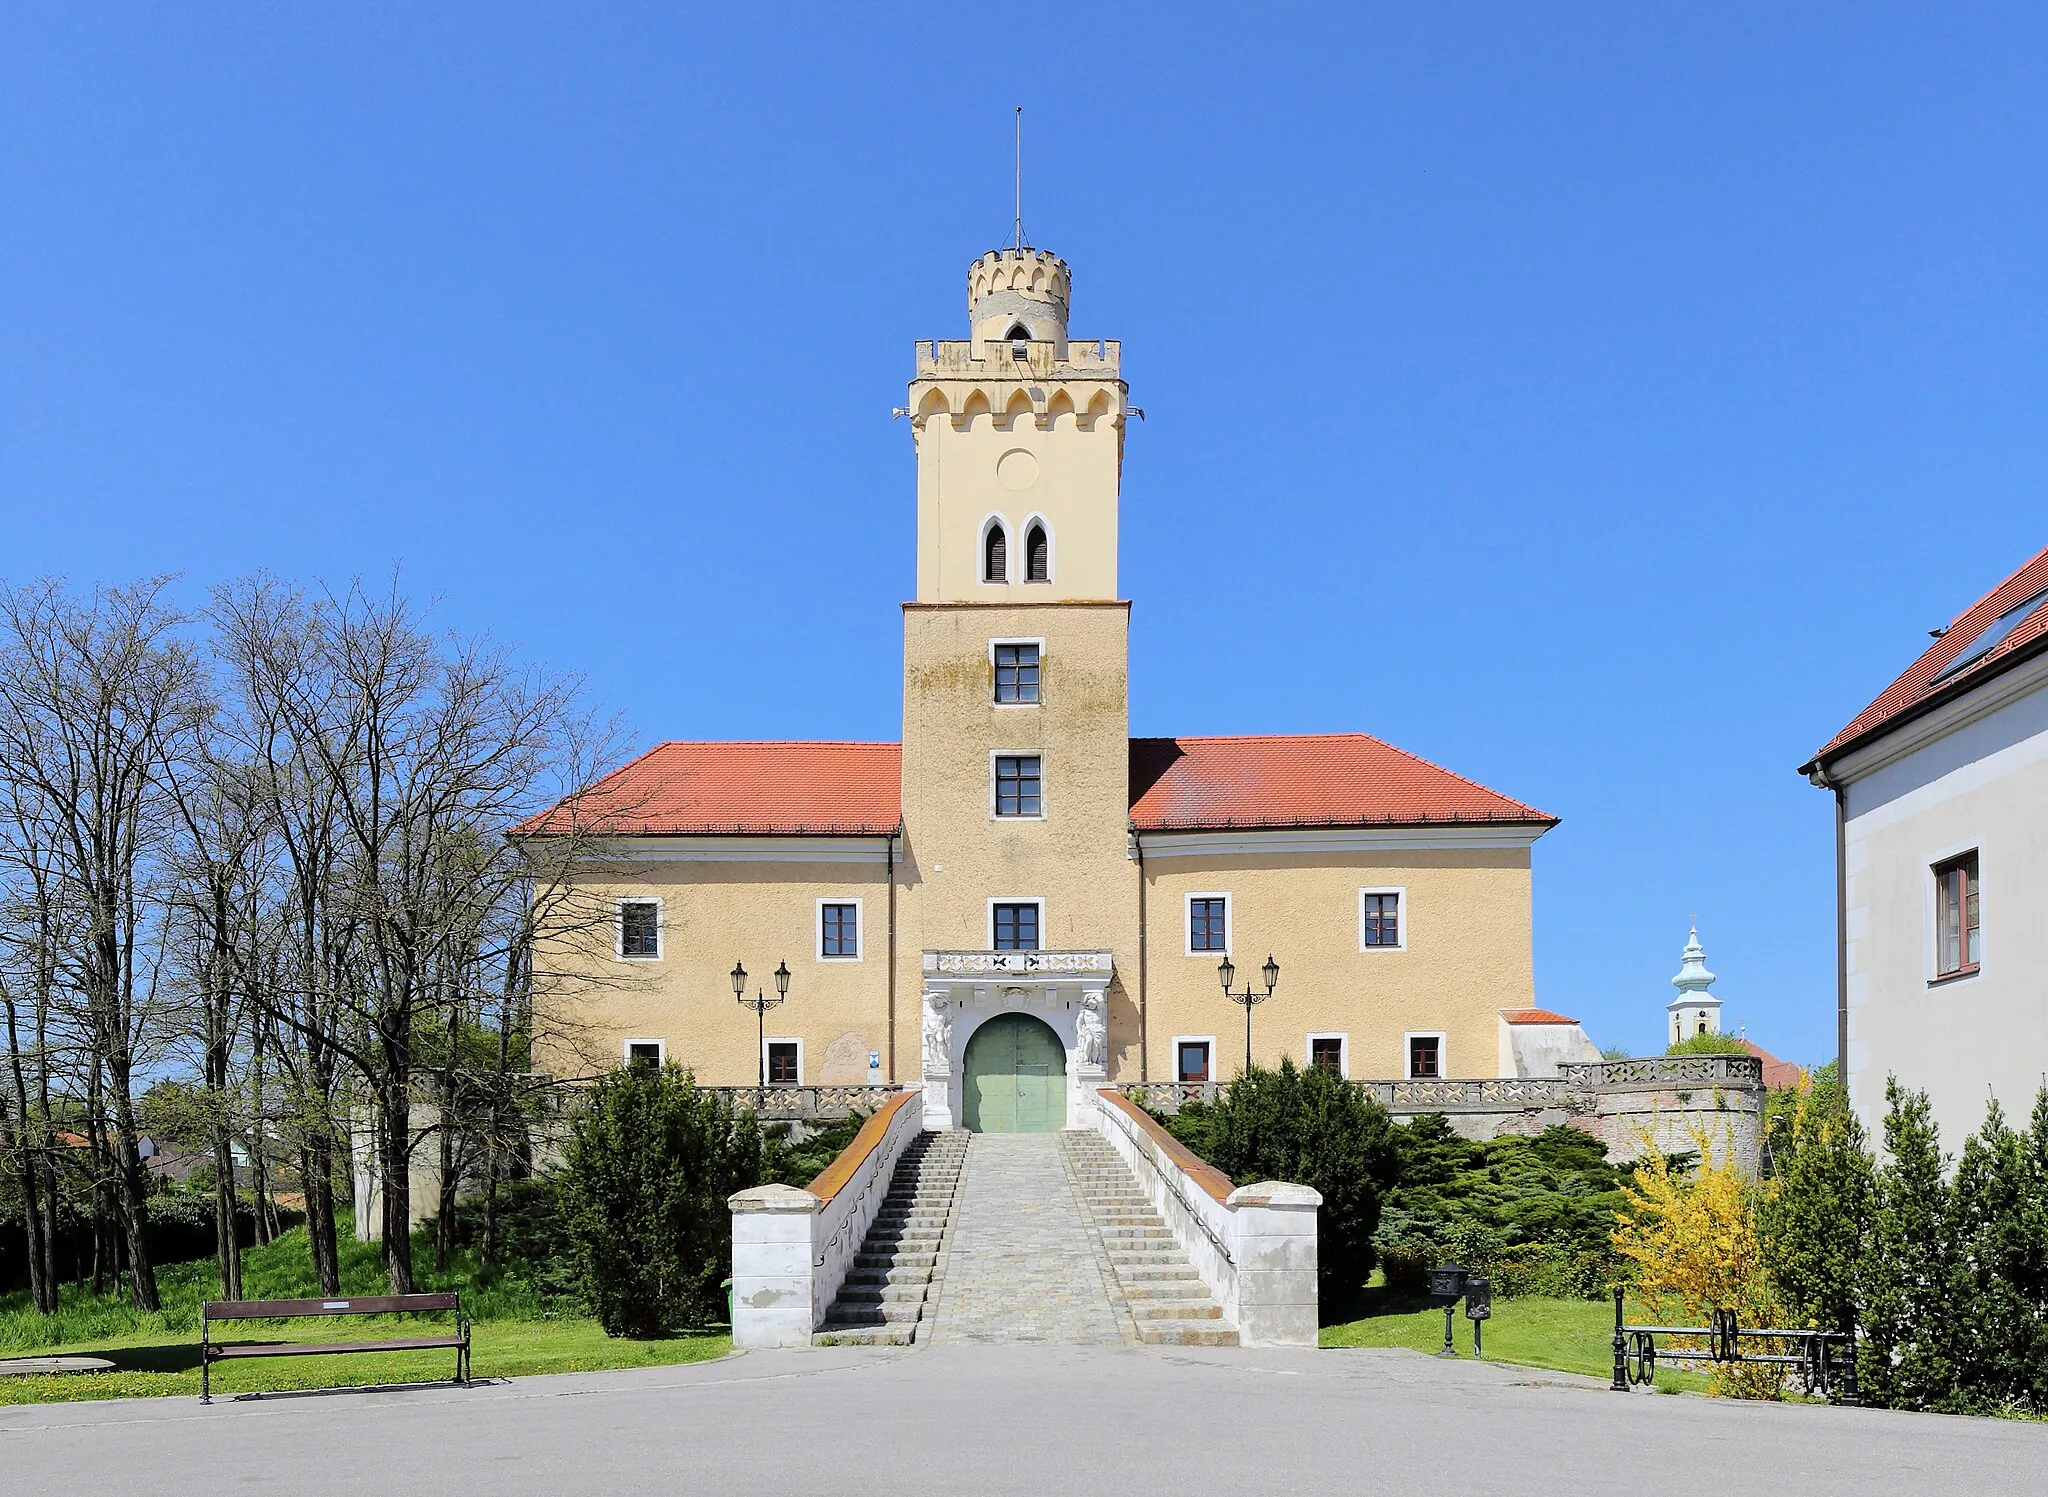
(1308, 1034), (1347, 1076)
(618, 898), (661, 960)
(992, 900), (1042, 951)
(1186, 894), (1229, 954)
(993, 754), (1042, 817)
(1407, 1033), (1443, 1079)
(1359, 888), (1404, 950)
(765, 1039), (802, 1086)
(624, 1039), (664, 1067)
(1175, 1038), (1214, 1084)
(819, 900), (860, 960)
(1933, 851), (1980, 978)
(993, 641), (1041, 704)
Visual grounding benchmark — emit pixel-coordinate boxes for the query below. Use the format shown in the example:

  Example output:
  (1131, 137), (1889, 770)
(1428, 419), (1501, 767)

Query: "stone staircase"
(1062, 1132), (1238, 1346)
(815, 1131), (968, 1346)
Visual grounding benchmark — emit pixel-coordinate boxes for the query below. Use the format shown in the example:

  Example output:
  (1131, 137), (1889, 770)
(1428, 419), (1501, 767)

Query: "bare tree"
(0, 578), (203, 1311)
(213, 576), (617, 1293)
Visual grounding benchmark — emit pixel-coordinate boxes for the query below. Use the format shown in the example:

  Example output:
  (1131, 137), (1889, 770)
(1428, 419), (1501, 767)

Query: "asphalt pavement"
(2, 1341), (2041, 1495)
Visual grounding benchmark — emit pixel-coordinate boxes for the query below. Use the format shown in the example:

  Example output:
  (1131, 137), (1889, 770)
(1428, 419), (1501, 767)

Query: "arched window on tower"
(983, 521), (1008, 583)
(1025, 523), (1049, 582)
(1005, 322), (1031, 342)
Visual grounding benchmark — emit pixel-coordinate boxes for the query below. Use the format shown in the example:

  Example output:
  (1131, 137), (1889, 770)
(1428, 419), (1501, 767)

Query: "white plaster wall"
(1840, 672), (2048, 1148)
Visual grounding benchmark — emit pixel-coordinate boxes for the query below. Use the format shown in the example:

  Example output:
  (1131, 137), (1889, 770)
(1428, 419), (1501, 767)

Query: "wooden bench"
(200, 1293), (470, 1403)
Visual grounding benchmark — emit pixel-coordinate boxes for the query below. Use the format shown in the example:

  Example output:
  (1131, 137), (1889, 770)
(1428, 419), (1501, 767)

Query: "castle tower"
(1668, 927), (1723, 1044)
(900, 247), (1138, 1128)
(908, 248), (1129, 603)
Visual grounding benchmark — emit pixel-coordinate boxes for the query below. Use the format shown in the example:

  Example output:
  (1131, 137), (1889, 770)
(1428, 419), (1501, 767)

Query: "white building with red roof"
(529, 245), (1556, 1127)
(1802, 543), (2048, 1142)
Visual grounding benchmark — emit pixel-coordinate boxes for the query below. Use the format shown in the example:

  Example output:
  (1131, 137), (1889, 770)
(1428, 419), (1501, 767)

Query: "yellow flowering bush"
(1612, 1123), (1785, 1398)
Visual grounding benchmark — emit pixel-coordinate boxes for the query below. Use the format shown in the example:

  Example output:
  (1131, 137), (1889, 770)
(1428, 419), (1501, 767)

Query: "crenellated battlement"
(914, 338), (1119, 380)
(968, 247), (1071, 311)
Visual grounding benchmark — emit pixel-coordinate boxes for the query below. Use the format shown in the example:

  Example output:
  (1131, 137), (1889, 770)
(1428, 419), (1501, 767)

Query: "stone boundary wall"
(1118, 1055), (1767, 1178)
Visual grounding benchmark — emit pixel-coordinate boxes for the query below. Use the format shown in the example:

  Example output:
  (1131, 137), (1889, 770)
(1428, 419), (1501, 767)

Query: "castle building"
(530, 245), (1556, 1131)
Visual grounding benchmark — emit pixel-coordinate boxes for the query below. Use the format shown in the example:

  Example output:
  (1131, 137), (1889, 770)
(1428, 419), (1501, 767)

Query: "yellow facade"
(533, 245), (1549, 1110)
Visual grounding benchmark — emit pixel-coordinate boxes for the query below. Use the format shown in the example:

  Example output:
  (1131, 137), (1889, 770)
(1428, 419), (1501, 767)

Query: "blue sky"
(4, 5), (2043, 1063)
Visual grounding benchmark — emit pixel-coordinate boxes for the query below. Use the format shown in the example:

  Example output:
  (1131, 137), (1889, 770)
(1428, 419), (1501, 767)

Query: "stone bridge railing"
(726, 1089), (926, 1349)
(1086, 1090), (1320, 1347)
(703, 1085), (903, 1123)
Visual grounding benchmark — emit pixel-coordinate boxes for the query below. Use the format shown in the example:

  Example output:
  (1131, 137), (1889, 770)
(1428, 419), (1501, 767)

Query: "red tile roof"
(1128, 734), (1555, 833)
(1808, 543), (2048, 770)
(524, 732), (1554, 838)
(1500, 1008), (1581, 1026)
(1740, 1039), (1808, 1092)
(520, 741), (903, 837)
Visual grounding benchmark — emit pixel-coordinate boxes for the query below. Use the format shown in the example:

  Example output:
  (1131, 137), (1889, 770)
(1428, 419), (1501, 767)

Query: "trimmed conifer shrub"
(1167, 1058), (1399, 1317)
(560, 1064), (762, 1337)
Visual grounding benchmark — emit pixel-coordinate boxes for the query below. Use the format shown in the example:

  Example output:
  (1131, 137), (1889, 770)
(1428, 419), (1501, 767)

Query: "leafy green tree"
(1857, 1078), (1962, 1409)
(1168, 1059), (1398, 1316)
(1947, 1091), (2048, 1414)
(1664, 1031), (1753, 1057)
(1756, 1076), (1873, 1337)
(559, 1063), (762, 1337)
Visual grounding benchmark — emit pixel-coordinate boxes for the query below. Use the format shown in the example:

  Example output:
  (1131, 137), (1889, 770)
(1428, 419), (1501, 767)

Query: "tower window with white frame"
(1187, 895), (1228, 954)
(983, 521), (1009, 583)
(994, 754), (1042, 817)
(994, 642), (1040, 704)
(1025, 522), (1049, 582)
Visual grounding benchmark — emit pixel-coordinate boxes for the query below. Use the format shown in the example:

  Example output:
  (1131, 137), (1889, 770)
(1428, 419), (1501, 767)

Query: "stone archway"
(961, 1012), (1067, 1133)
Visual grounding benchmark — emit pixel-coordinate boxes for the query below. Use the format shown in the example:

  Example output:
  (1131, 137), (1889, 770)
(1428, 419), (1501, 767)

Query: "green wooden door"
(963, 1014), (1066, 1133)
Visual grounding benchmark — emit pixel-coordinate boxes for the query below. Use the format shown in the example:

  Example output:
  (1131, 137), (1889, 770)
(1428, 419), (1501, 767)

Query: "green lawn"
(1321, 1292), (1707, 1393)
(0, 1214), (730, 1405)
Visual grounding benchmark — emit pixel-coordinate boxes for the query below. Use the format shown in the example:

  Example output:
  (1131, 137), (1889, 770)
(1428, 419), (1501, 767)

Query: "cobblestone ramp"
(926, 1133), (1127, 1345)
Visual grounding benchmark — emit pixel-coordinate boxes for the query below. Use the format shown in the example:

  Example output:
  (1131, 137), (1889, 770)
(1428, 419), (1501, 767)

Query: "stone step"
(836, 1284), (928, 1305)
(1119, 1279), (1209, 1301)
(1107, 1252), (1184, 1267)
(1127, 1299), (1223, 1321)
(854, 1251), (937, 1271)
(823, 1302), (925, 1326)
(844, 1265), (935, 1286)
(816, 1324), (917, 1346)
(1114, 1262), (1202, 1281)
(1136, 1323), (1240, 1347)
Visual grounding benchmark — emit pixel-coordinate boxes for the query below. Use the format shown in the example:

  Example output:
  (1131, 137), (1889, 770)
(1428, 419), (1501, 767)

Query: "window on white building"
(1934, 851), (1981, 977)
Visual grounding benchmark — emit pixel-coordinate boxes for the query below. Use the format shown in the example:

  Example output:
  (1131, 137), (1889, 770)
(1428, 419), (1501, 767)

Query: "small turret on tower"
(1667, 926), (1723, 1044)
(968, 247), (1072, 357)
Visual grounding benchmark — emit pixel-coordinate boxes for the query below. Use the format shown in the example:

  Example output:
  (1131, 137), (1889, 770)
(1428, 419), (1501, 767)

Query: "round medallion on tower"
(968, 247), (1071, 356)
